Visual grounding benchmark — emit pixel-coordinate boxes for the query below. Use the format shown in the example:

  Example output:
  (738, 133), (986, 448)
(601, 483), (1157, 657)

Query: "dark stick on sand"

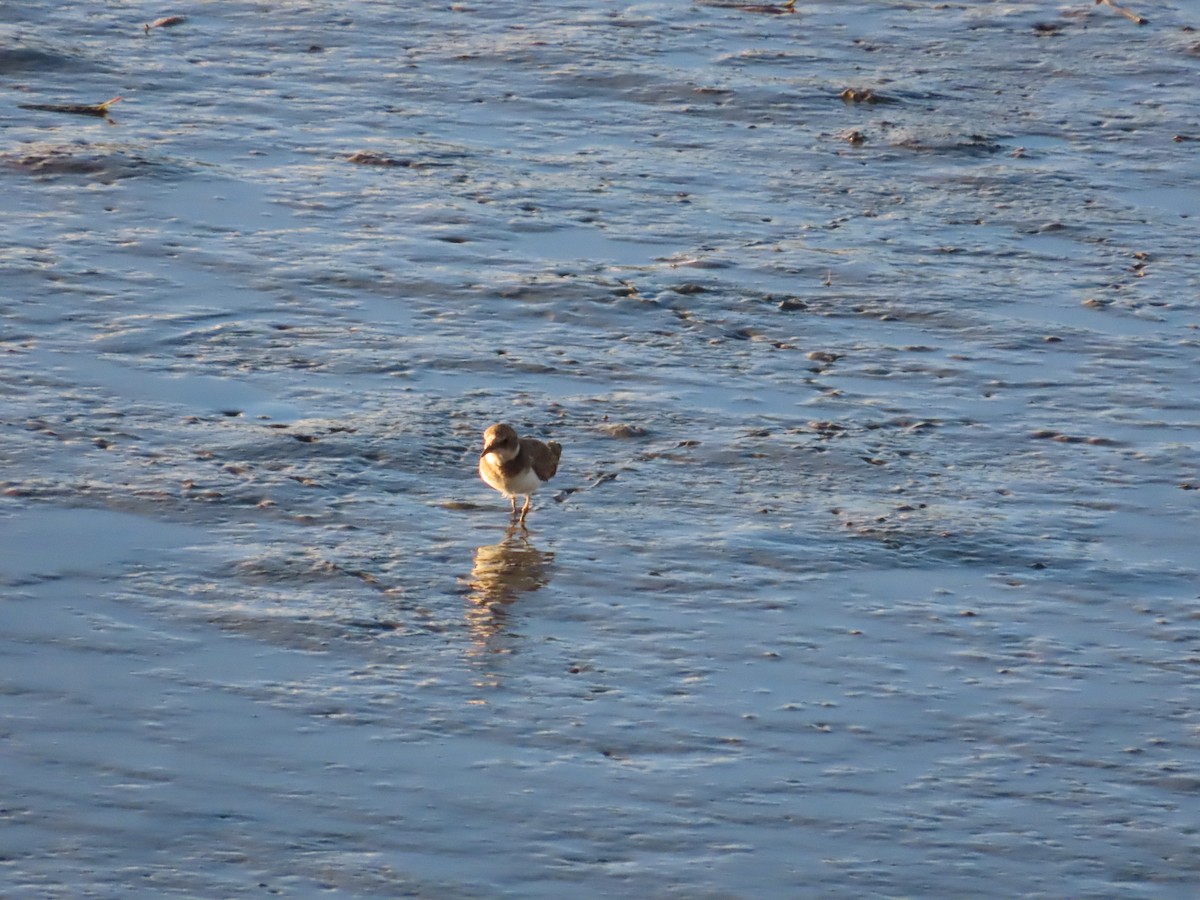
(697, 0), (795, 13)
(18, 96), (123, 117)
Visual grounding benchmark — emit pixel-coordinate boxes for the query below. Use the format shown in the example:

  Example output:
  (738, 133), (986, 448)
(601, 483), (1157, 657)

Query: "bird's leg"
(519, 495), (533, 523)
(509, 496), (519, 516)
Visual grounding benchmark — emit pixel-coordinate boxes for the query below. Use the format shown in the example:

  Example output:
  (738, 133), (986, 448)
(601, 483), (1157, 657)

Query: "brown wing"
(525, 438), (561, 482)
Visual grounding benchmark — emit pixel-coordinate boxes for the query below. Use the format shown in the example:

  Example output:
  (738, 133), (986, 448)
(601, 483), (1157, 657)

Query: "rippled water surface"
(3, 1), (1200, 896)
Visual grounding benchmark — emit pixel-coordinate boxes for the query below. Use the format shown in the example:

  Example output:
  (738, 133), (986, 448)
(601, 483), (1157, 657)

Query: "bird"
(478, 423), (562, 523)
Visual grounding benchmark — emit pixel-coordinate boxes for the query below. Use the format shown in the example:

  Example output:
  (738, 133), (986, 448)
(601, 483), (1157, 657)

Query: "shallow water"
(3, 1), (1200, 896)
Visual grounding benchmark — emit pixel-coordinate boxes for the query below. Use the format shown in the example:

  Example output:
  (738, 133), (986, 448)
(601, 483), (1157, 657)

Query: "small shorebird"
(479, 423), (562, 523)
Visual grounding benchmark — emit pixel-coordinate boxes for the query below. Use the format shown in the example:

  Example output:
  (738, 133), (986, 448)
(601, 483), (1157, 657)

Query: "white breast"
(480, 452), (542, 496)
(503, 466), (543, 495)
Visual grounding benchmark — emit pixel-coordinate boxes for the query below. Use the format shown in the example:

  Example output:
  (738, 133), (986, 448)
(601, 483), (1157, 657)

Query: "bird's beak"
(481, 443), (495, 458)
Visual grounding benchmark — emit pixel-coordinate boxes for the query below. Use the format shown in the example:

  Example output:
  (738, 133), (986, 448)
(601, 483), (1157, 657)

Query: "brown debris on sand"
(145, 15), (189, 33)
(1096, 0), (1147, 25)
(696, 0), (796, 14)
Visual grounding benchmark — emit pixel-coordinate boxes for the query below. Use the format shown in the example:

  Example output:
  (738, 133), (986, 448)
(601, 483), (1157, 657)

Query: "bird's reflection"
(465, 523), (555, 652)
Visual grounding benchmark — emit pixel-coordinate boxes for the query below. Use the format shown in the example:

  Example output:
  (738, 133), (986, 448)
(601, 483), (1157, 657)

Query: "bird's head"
(481, 423), (520, 461)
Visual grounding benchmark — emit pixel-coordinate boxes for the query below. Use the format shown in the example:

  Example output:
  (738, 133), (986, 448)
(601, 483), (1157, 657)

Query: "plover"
(479, 423), (562, 523)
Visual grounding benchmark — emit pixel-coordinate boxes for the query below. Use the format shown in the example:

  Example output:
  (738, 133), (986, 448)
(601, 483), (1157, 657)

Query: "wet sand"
(3, 1), (1200, 896)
